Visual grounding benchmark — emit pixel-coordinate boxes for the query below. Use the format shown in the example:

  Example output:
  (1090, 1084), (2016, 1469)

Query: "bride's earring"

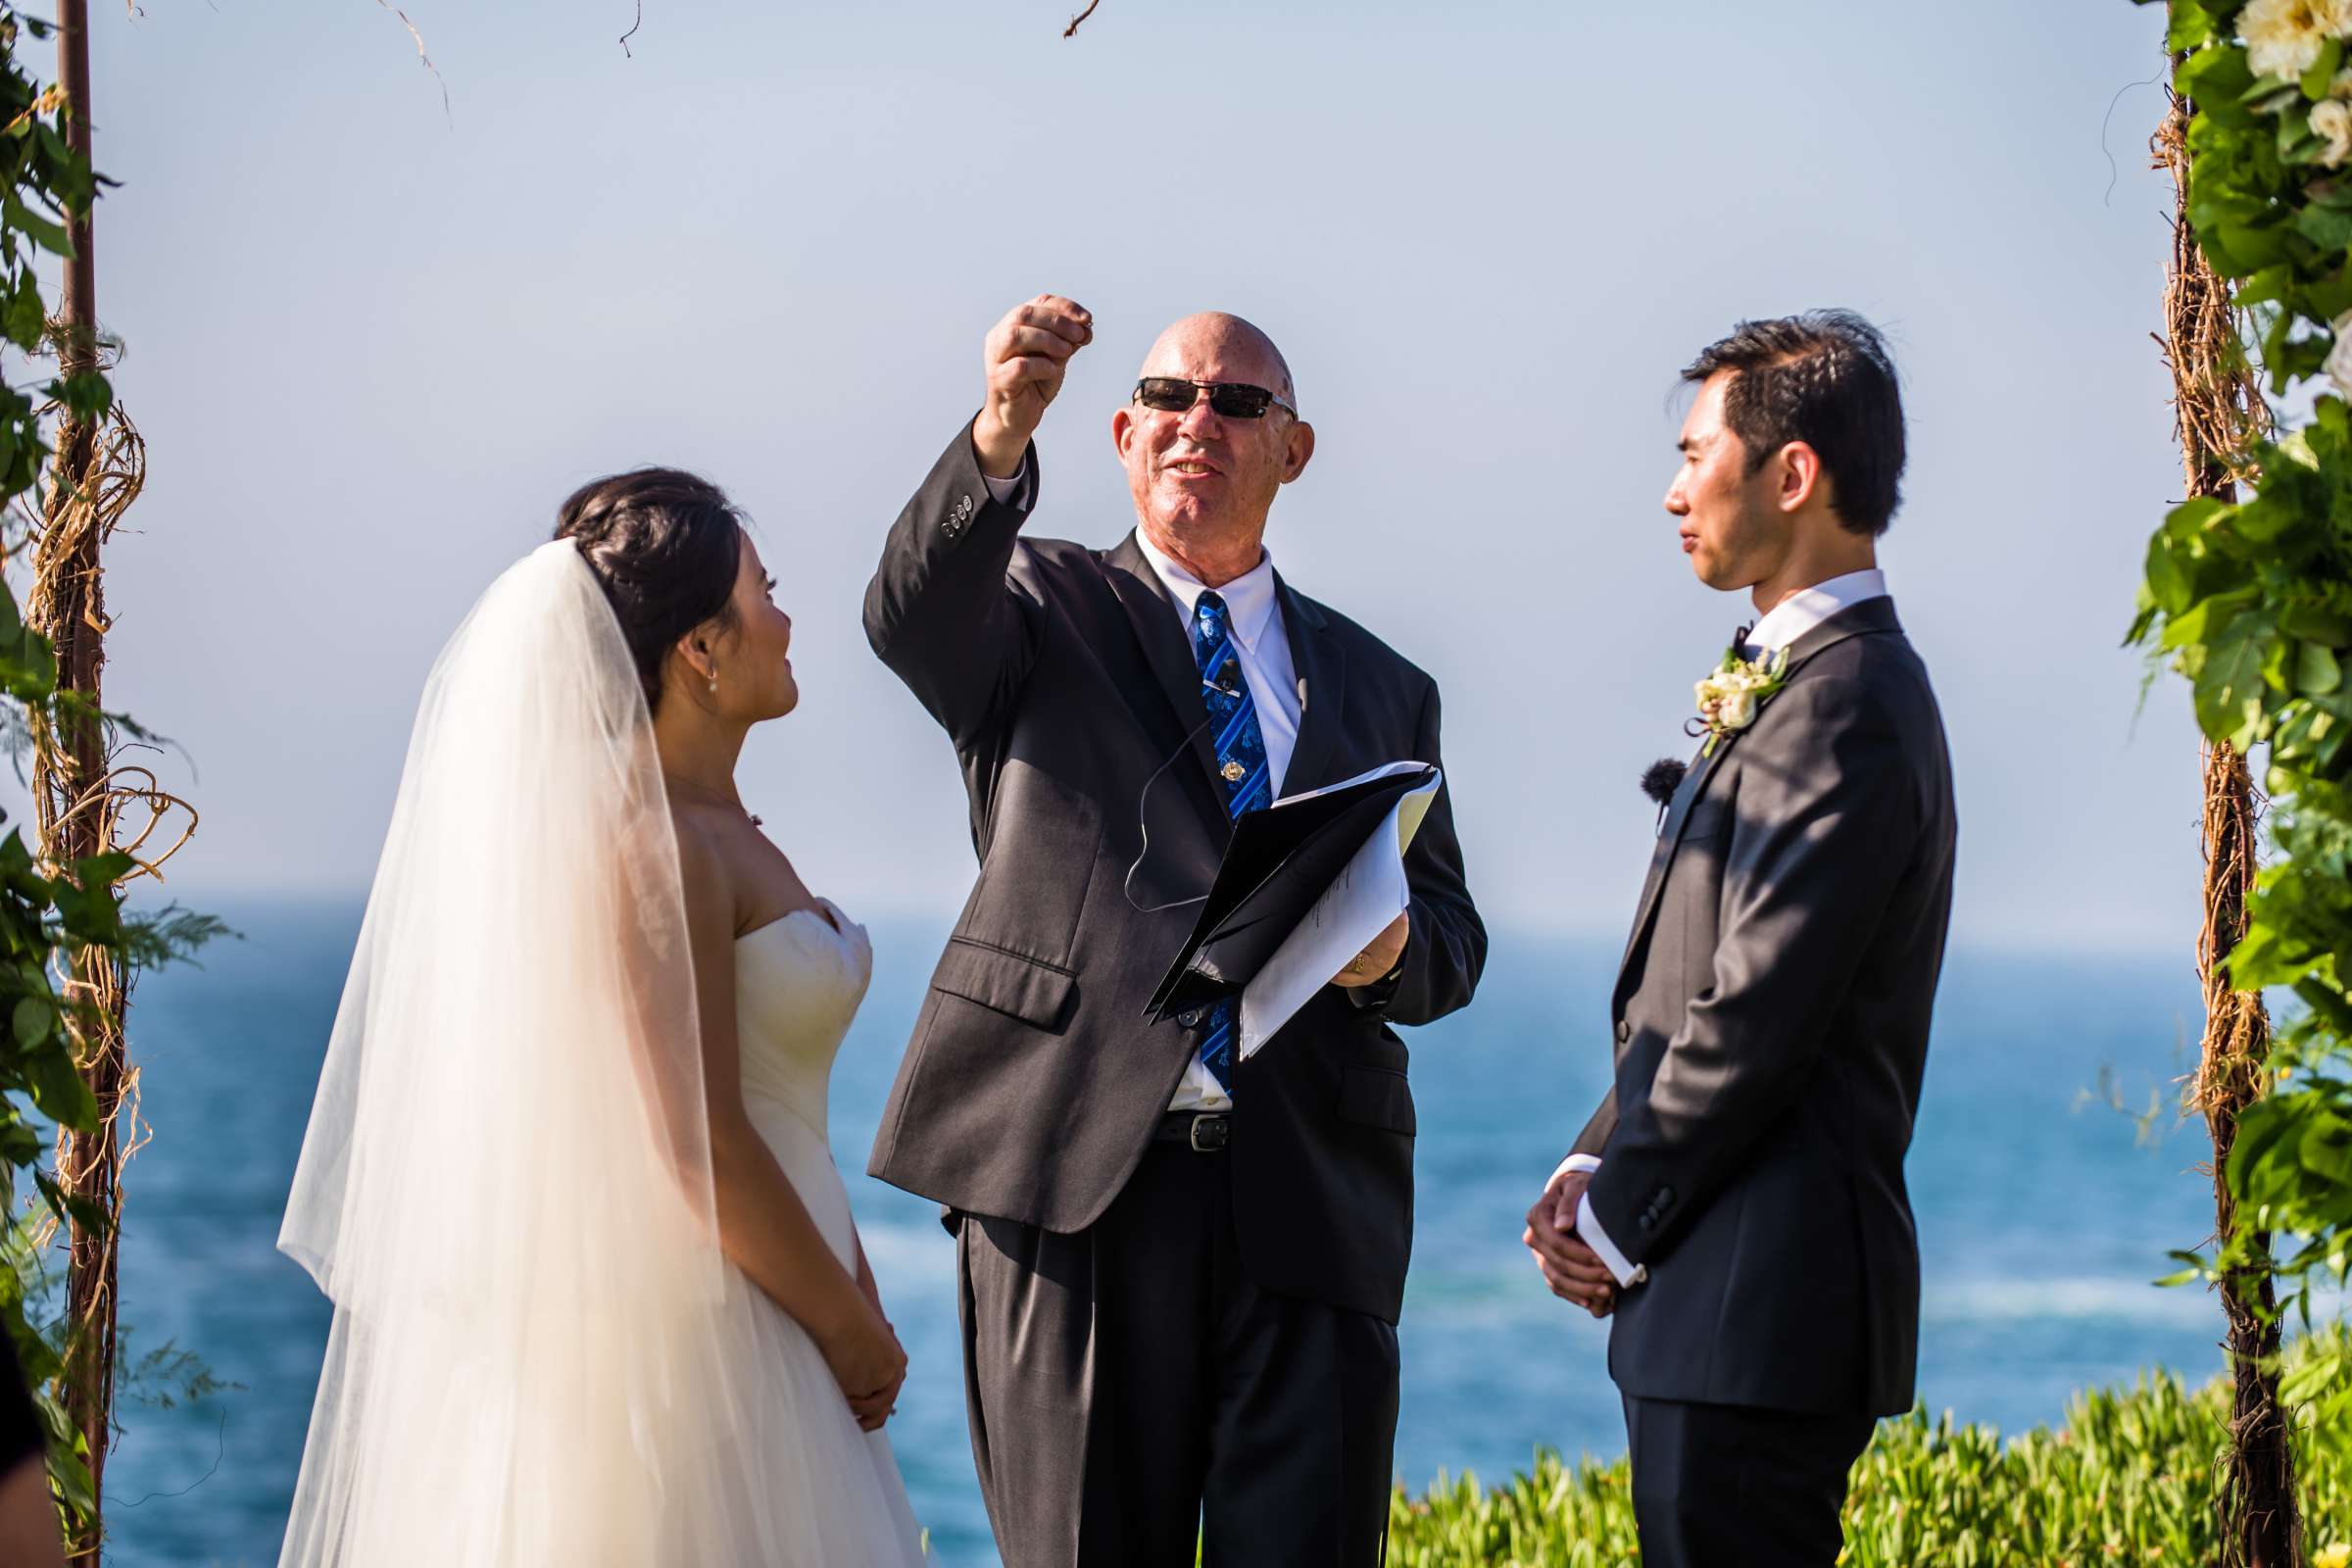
(708, 669), (719, 696)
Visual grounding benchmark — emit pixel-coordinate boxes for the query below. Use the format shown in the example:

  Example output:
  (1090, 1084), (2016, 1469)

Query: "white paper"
(1237, 760), (1443, 1059)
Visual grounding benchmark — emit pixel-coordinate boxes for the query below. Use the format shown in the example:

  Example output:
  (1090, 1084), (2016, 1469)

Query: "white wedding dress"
(276, 542), (925, 1566)
(718, 899), (925, 1562)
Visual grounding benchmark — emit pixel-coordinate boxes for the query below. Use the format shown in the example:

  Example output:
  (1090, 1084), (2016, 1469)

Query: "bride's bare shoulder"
(667, 803), (738, 916)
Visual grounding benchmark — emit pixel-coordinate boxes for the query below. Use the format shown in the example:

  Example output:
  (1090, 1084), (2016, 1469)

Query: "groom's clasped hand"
(1525, 1162), (1614, 1318)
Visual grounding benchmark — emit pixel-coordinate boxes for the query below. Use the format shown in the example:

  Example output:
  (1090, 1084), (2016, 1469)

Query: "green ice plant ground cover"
(1380, 1324), (2352, 1567)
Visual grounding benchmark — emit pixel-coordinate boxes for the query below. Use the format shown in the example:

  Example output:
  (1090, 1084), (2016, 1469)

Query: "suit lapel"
(1276, 574), (1346, 796)
(1613, 736), (1730, 1000)
(1609, 595), (1906, 1003)
(1103, 533), (1227, 808)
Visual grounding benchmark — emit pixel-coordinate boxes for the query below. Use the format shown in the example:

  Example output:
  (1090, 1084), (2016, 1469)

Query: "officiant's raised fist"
(973, 294), (1093, 478)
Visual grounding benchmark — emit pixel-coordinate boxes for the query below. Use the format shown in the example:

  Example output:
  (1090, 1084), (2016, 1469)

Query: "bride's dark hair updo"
(554, 468), (745, 714)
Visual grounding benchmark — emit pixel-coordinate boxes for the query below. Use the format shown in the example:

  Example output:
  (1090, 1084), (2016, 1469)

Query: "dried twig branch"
(2152, 106), (2271, 483)
(372, 0), (451, 126)
(620, 0), (642, 58)
(1064, 0), (1102, 38)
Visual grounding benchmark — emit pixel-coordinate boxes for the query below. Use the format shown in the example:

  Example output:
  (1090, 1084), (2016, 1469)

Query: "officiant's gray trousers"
(955, 1133), (1398, 1567)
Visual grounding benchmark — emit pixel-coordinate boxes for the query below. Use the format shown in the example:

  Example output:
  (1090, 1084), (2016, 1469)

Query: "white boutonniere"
(1690, 643), (1790, 758)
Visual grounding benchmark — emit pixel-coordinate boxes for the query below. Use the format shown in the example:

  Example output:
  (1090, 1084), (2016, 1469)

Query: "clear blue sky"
(47, 0), (2190, 951)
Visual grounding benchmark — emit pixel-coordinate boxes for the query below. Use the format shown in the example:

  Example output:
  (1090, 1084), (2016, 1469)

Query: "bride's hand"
(847, 1326), (908, 1433)
(820, 1296), (908, 1433)
(845, 1246), (908, 1431)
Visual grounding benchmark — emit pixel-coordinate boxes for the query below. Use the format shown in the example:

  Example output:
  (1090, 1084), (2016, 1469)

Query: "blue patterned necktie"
(1190, 590), (1271, 1090)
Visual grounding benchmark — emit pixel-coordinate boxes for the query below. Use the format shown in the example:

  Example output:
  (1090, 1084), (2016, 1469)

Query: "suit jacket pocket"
(929, 937), (1077, 1030)
(1337, 1064), (1417, 1136)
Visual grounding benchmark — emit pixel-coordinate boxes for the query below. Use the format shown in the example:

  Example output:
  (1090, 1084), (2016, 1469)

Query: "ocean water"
(78, 898), (2247, 1566)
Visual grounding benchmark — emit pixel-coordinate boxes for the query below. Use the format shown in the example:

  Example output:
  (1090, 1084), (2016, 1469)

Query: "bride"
(277, 470), (925, 1564)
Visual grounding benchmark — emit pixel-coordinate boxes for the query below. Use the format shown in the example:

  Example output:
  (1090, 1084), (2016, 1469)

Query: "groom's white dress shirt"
(1560, 567), (1890, 1289)
(981, 460), (1300, 1113)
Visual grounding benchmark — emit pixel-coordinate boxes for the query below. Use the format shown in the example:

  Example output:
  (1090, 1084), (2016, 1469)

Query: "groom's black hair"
(555, 468), (746, 715)
(1682, 310), (1905, 537)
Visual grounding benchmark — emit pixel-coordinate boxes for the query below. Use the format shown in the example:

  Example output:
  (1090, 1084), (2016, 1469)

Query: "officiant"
(863, 296), (1486, 1566)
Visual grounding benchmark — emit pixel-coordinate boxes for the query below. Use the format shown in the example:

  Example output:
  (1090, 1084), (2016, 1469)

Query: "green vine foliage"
(2138, 0), (2352, 1410)
(0, 3), (220, 1538)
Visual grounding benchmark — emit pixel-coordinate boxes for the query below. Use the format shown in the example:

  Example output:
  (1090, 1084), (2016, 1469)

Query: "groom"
(865, 296), (1485, 1564)
(1524, 311), (1955, 1567)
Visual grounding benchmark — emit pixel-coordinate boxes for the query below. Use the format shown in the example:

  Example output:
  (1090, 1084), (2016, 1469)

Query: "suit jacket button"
(1614, 1019), (1631, 1045)
(1177, 1007), (1202, 1029)
(1637, 1212), (1654, 1232)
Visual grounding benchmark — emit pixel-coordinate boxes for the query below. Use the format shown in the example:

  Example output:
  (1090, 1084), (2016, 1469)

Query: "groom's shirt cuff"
(1552, 1152), (1601, 1184)
(1576, 1191), (1642, 1288)
(1554, 1152), (1642, 1289)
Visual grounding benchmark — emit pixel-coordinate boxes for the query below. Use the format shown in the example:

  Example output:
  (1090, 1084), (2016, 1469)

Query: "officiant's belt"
(1154, 1111), (1232, 1153)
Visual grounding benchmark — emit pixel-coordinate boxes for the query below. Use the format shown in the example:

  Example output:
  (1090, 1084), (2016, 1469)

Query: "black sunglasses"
(1132, 377), (1297, 420)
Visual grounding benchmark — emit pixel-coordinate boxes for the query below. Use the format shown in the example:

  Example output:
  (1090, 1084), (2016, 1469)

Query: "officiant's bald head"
(1142, 313), (1296, 405)
(1113, 312), (1314, 588)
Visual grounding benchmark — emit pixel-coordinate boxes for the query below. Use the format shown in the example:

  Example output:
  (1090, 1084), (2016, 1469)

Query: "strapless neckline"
(737, 898), (858, 946)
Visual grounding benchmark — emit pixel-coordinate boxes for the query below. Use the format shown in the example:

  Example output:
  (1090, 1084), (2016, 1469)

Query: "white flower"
(2317, 99), (2352, 165)
(1692, 654), (1784, 756)
(1693, 662), (1775, 735)
(2328, 308), (2352, 398)
(2242, 0), (2352, 84)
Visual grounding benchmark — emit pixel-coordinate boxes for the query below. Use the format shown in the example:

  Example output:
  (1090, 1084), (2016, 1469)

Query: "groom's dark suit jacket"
(1571, 597), (1955, 1418)
(862, 425), (1486, 1324)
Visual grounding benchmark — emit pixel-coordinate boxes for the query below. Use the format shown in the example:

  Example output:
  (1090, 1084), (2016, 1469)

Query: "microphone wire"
(1122, 711), (1218, 914)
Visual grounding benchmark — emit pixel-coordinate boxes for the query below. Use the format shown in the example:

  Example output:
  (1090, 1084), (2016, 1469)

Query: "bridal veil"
(278, 541), (788, 1564)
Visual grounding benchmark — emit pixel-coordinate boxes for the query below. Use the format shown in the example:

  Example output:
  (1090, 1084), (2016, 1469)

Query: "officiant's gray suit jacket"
(1571, 596), (1955, 1417)
(861, 424), (1486, 1324)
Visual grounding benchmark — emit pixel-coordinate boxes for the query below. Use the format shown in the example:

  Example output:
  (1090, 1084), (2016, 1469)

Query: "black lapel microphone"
(1642, 757), (1690, 833)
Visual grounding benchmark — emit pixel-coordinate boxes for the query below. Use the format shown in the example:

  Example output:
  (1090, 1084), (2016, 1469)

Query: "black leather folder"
(1145, 763), (1440, 1023)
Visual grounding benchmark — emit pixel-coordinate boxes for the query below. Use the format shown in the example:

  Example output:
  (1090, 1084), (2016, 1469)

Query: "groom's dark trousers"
(863, 424), (1485, 1566)
(1569, 597), (1956, 1567)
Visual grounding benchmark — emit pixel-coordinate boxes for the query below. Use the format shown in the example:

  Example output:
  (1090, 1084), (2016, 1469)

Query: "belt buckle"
(1189, 1113), (1230, 1153)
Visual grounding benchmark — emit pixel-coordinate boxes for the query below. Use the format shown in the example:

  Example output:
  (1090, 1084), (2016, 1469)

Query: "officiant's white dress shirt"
(983, 461), (1301, 1113)
(1560, 567), (1891, 1289)
(1133, 533), (1300, 1112)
